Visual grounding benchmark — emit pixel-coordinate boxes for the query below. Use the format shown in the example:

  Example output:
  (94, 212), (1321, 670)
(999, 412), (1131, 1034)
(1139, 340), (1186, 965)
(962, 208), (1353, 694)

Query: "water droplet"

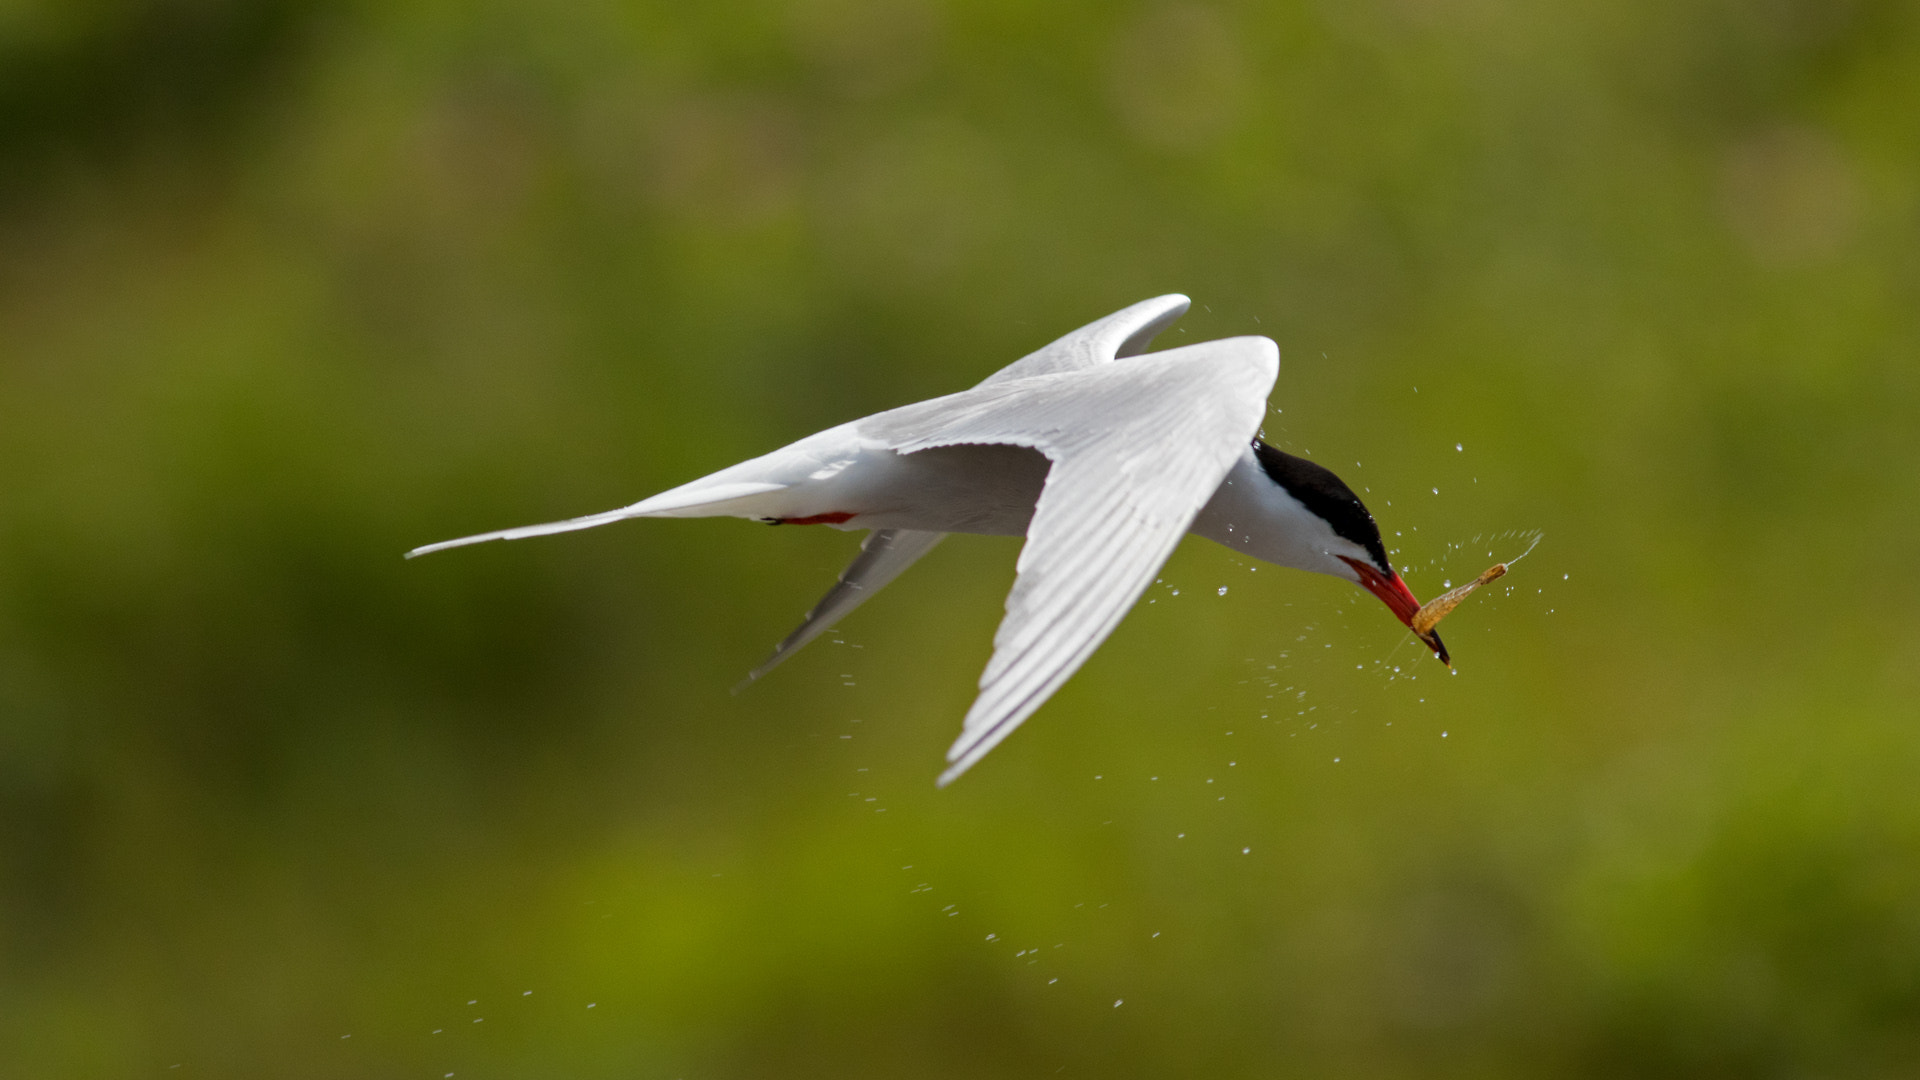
(1455, 443), (1463, 451)
(1217, 586), (1228, 596)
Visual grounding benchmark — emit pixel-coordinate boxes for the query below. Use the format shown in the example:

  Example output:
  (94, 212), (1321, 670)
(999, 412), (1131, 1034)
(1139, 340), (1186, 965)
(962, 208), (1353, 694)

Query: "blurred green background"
(3, 0), (1918, 1076)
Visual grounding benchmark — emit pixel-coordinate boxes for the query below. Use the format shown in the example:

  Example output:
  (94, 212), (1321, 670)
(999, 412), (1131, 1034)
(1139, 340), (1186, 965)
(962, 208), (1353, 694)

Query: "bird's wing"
(408, 298), (1184, 559)
(863, 336), (1279, 785)
(975, 295), (1191, 387)
(733, 296), (1191, 687)
(736, 528), (947, 690)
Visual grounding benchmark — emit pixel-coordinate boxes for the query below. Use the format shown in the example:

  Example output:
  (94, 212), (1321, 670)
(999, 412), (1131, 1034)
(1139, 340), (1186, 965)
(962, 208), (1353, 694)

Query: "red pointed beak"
(1338, 556), (1450, 665)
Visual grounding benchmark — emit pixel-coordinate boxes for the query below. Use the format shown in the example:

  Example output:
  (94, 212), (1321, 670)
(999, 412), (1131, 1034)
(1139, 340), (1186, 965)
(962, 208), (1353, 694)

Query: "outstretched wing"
(863, 335), (1278, 785)
(976, 294), (1190, 387)
(736, 528), (946, 690)
(731, 296), (1190, 687)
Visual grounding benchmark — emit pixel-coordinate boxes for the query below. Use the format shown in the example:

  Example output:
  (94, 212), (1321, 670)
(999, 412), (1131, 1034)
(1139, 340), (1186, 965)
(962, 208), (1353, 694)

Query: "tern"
(410, 296), (1447, 784)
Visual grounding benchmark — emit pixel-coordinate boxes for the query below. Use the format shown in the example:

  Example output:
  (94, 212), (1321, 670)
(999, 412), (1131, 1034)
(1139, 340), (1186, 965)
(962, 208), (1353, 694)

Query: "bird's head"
(1249, 441), (1450, 665)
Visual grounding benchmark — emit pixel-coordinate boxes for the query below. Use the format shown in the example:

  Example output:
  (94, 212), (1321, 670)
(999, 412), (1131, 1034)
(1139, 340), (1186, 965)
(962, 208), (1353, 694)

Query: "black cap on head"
(1251, 441), (1392, 575)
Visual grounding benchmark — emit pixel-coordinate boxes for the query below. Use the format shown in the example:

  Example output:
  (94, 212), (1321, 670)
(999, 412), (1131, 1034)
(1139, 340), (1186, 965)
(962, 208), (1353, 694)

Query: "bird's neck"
(1189, 448), (1354, 580)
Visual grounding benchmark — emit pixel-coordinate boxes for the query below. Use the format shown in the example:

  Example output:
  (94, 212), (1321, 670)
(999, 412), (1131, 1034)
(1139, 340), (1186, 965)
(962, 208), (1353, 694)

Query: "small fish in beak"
(1409, 562), (1508, 665)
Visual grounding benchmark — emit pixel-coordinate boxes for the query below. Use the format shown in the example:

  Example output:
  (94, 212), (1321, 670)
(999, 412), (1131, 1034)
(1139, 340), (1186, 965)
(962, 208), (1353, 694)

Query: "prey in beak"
(1339, 556), (1451, 665)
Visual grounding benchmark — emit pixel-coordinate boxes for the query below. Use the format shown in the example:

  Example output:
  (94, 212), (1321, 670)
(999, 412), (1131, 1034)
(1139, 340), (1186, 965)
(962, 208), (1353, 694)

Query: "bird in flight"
(410, 296), (1447, 784)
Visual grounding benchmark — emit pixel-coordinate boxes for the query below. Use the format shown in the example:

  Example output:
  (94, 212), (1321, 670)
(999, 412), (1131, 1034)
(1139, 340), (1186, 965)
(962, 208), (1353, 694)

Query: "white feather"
(409, 298), (1318, 786)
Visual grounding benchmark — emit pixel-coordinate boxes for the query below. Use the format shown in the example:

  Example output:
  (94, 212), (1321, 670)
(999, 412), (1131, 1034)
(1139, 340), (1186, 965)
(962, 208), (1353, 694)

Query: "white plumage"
(411, 296), (1444, 784)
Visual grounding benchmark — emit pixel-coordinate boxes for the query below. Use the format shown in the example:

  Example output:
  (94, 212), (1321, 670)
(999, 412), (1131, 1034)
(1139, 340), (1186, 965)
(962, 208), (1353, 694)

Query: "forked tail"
(405, 480), (786, 558)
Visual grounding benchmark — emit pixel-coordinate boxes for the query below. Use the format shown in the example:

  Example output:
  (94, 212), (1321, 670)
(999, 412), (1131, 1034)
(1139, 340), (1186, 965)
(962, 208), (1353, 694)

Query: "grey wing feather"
(976, 295), (1190, 387)
(729, 296), (1185, 698)
(866, 336), (1279, 785)
(735, 528), (946, 691)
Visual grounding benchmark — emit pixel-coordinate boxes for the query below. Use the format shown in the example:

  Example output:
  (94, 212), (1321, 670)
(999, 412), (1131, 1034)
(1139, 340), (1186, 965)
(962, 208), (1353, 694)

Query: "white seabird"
(410, 296), (1446, 784)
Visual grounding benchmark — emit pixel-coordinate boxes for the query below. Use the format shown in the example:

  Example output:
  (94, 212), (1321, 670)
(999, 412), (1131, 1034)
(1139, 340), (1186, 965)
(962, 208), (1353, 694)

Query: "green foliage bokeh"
(2, 1), (1918, 1076)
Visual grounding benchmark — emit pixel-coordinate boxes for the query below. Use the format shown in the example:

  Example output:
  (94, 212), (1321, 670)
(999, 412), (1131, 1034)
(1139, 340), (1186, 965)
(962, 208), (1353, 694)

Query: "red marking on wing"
(780, 511), (857, 526)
